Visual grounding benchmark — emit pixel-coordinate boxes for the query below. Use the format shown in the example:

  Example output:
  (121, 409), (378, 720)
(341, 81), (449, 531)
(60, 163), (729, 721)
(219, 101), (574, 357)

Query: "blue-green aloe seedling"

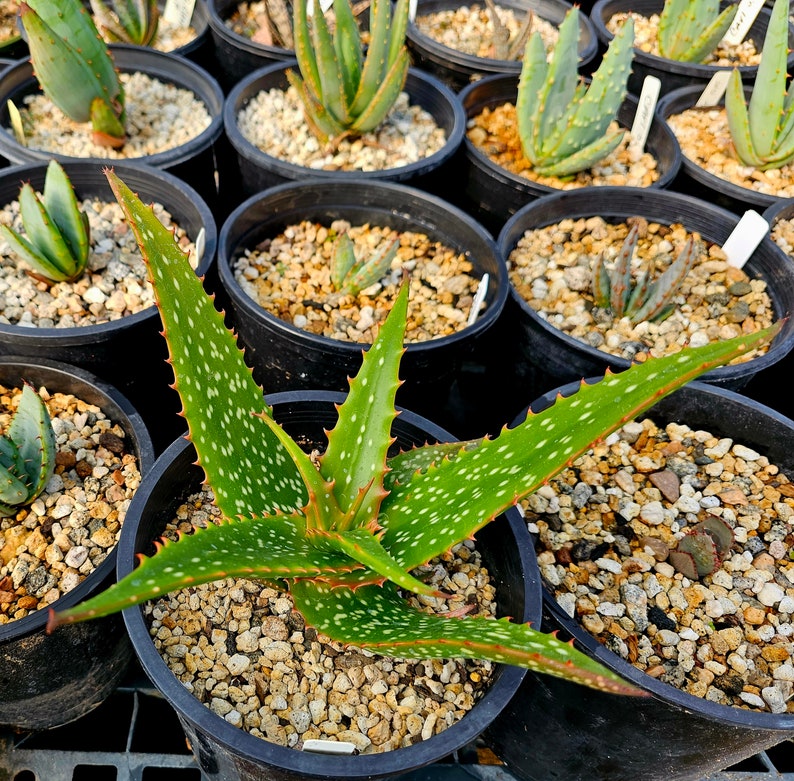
(0, 384), (56, 517)
(47, 170), (779, 698)
(0, 160), (90, 283)
(331, 231), (399, 295)
(656, 0), (738, 63)
(517, 7), (635, 178)
(289, 0), (410, 145)
(725, 0), (794, 170)
(90, 0), (160, 46)
(20, 0), (126, 148)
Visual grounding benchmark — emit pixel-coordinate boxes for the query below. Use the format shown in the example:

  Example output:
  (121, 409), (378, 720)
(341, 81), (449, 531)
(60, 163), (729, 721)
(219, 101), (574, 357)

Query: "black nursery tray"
(0, 660), (792, 781)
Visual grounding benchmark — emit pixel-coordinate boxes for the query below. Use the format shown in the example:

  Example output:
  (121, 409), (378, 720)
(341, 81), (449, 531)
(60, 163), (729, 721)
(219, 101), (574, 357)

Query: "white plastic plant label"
(721, 210), (769, 268)
(195, 227), (206, 264)
(303, 739), (357, 755)
(163, 0), (196, 27)
(467, 273), (489, 326)
(409, 0), (418, 21)
(722, 0), (765, 45)
(628, 76), (661, 154)
(696, 70), (732, 107)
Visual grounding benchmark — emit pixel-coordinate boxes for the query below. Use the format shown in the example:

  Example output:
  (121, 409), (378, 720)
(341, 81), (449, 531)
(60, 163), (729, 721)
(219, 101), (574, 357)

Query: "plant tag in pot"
(629, 76), (660, 155)
(721, 0), (765, 45)
(696, 70), (732, 107)
(467, 273), (489, 327)
(722, 210), (769, 268)
(163, 0), (196, 27)
(409, 0), (417, 21)
(302, 739), (357, 755)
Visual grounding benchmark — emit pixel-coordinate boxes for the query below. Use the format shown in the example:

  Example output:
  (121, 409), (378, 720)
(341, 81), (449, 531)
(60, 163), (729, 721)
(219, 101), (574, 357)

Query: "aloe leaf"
(332, 0), (362, 105)
(0, 225), (71, 282)
(725, 69), (764, 167)
(592, 253), (611, 309)
(340, 237), (399, 295)
(107, 171), (306, 520)
(677, 4), (737, 63)
(320, 282), (406, 521)
(388, 0), (410, 67)
(380, 323), (781, 570)
(609, 223), (637, 318)
(49, 512), (364, 628)
(42, 161), (89, 269)
(350, 50), (409, 135)
(291, 580), (643, 695)
(385, 440), (482, 489)
(657, 0), (691, 58)
(310, 0), (349, 127)
(533, 128), (625, 177)
(516, 32), (548, 162)
(286, 70), (343, 143)
(349, 0), (392, 116)
(0, 466), (27, 506)
(293, 0), (323, 101)
(90, 96), (127, 148)
(748, 0), (789, 159)
(331, 232), (357, 289)
(9, 385), (55, 498)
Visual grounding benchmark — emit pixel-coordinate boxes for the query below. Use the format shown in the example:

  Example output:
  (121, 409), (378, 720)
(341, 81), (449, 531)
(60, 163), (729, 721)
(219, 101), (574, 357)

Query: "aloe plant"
(725, 0), (794, 170)
(656, 0), (738, 63)
(517, 7), (634, 178)
(0, 161), (90, 283)
(483, 0), (534, 61)
(20, 0), (126, 148)
(90, 0), (159, 46)
(288, 0), (410, 145)
(0, 384), (56, 517)
(330, 231), (398, 295)
(669, 515), (734, 579)
(592, 222), (701, 324)
(47, 170), (778, 697)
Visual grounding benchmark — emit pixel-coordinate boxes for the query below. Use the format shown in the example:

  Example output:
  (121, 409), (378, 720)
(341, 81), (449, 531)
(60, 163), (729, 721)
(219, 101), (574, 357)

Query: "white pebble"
(225, 654), (251, 676)
(758, 583), (785, 607)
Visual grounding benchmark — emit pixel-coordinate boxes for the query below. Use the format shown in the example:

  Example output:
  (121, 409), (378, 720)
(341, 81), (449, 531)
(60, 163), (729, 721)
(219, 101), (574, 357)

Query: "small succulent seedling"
(592, 222), (701, 324)
(250, 0), (294, 47)
(288, 0), (410, 145)
(47, 170), (779, 698)
(0, 160), (90, 284)
(516, 7), (634, 178)
(656, 0), (738, 63)
(483, 0), (534, 61)
(90, 0), (160, 46)
(20, 0), (126, 148)
(330, 231), (398, 295)
(669, 515), (734, 579)
(725, 0), (794, 170)
(0, 384), (56, 517)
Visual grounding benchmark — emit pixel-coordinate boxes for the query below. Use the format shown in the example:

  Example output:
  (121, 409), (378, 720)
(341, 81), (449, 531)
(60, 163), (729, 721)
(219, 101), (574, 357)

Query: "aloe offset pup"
(517, 6), (634, 177)
(49, 171), (778, 699)
(725, 0), (794, 170)
(19, 0), (126, 147)
(289, 0), (410, 145)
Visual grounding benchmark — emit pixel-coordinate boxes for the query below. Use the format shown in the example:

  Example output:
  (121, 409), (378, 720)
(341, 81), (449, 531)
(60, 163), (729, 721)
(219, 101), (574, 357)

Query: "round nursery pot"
(0, 45), (224, 210)
(497, 186), (794, 404)
(458, 73), (682, 235)
(217, 179), (508, 434)
(0, 161), (218, 454)
(222, 60), (466, 208)
(486, 381), (794, 781)
(657, 84), (790, 215)
(120, 391), (539, 781)
(589, 0), (794, 98)
(207, 0), (297, 92)
(406, 0), (597, 91)
(0, 357), (155, 731)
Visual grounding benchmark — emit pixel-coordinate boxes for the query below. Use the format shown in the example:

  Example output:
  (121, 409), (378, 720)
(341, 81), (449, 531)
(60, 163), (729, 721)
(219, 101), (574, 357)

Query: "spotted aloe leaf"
(50, 170), (779, 697)
(657, 0), (737, 63)
(21, 0), (126, 147)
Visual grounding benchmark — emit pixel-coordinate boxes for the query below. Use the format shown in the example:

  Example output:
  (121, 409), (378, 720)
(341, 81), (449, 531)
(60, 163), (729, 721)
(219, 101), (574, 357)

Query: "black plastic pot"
(405, 0), (598, 91)
(486, 381), (794, 781)
(0, 161), (218, 454)
(217, 179), (508, 435)
(457, 73), (682, 236)
(221, 61), (466, 209)
(0, 357), (155, 731)
(120, 391), (539, 781)
(657, 84), (785, 215)
(495, 186), (794, 407)
(207, 0), (296, 92)
(590, 0), (794, 97)
(0, 45), (224, 210)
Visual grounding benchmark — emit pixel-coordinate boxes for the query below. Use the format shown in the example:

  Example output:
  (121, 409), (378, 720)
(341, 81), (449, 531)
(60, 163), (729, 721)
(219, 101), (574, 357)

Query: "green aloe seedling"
(90, 0), (160, 46)
(0, 160), (90, 283)
(288, 0), (410, 145)
(592, 222), (700, 324)
(330, 231), (399, 295)
(20, 0), (126, 148)
(657, 0), (737, 63)
(47, 170), (779, 698)
(669, 515), (734, 579)
(0, 384), (56, 517)
(517, 7), (634, 178)
(725, 0), (794, 170)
